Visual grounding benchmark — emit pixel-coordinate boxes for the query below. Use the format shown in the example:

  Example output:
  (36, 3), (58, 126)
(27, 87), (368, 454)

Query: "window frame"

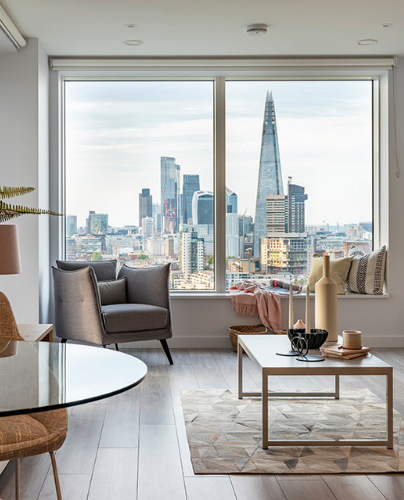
(57, 63), (388, 295)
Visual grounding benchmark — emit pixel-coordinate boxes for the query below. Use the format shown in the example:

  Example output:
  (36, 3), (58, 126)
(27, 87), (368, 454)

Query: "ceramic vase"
(315, 254), (338, 342)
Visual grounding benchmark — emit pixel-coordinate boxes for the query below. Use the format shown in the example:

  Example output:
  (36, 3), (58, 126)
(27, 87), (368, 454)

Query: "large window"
(226, 80), (373, 288)
(64, 77), (374, 292)
(65, 81), (214, 290)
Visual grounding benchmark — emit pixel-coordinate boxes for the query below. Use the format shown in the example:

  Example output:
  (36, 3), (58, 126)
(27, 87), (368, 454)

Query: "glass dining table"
(0, 340), (147, 416)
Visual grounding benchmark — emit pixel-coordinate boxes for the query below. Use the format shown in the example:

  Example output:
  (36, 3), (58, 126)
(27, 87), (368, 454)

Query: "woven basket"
(228, 324), (267, 352)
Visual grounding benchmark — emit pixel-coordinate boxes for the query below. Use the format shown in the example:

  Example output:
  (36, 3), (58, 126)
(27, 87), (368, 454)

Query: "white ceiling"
(2, 0), (404, 57)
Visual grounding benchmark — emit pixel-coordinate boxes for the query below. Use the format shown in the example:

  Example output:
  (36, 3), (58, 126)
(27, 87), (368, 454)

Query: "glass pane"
(226, 80), (373, 288)
(65, 81), (214, 290)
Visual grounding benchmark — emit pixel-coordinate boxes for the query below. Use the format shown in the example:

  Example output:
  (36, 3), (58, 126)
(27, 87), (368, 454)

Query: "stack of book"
(320, 345), (370, 359)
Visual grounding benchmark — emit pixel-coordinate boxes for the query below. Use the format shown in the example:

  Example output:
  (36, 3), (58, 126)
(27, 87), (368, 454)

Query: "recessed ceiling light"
(380, 23), (393, 28)
(125, 24), (137, 28)
(124, 40), (143, 46)
(357, 39), (378, 45)
(247, 24), (268, 36)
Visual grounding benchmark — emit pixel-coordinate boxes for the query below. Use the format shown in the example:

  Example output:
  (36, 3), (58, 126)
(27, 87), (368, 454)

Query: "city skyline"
(65, 80), (372, 228)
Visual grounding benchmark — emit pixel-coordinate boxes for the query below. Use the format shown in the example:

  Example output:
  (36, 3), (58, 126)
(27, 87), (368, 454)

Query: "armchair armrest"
(52, 266), (107, 344)
(118, 264), (171, 310)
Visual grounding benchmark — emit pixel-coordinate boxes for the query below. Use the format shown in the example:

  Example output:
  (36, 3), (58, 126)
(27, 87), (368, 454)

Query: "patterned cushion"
(345, 245), (387, 295)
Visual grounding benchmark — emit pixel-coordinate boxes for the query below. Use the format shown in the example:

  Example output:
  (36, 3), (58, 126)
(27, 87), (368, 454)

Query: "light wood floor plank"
(138, 425), (186, 500)
(173, 405), (195, 477)
(278, 479), (336, 500)
(322, 475), (386, 500)
(99, 386), (140, 448)
(38, 474), (91, 500)
(169, 364), (199, 406)
(230, 475), (286, 500)
(54, 403), (107, 475)
(188, 349), (229, 389)
(141, 348), (171, 366)
(0, 455), (50, 500)
(368, 474), (404, 500)
(185, 476), (236, 500)
(88, 448), (138, 500)
(140, 365), (175, 425)
(211, 349), (259, 390)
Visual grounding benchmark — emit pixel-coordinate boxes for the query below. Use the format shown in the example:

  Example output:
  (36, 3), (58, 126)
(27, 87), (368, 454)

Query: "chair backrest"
(0, 292), (24, 341)
(52, 266), (107, 344)
(56, 260), (117, 281)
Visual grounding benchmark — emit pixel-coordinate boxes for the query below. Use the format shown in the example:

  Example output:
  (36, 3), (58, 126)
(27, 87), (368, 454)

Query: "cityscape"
(65, 91), (372, 290)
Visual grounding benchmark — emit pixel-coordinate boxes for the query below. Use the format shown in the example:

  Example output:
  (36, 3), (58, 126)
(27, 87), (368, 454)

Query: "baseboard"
(118, 335), (404, 349)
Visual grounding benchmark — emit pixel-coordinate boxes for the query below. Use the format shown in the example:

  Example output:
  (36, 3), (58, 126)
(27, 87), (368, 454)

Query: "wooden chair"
(0, 292), (68, 500)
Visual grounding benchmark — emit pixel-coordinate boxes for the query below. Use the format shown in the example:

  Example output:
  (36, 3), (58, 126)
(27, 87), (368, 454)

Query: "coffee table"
(237, 334), (393, 449)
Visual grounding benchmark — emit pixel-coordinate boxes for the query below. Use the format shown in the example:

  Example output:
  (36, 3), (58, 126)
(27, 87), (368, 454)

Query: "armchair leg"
(61, 339), (67, 344)
(115, 344), (119, 351)
(160, 339), (173, 365)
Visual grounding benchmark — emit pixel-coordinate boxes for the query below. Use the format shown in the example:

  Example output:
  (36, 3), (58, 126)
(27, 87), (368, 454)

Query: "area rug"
(181, 388), (404, 474)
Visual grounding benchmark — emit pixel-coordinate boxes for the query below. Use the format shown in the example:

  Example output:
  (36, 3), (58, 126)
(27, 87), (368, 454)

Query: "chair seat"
(0, 409), (68, 462)
(102, 303), (169, 334)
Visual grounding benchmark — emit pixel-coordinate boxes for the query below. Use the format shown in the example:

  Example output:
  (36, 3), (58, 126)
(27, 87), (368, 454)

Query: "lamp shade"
(0, 225), (21, 274)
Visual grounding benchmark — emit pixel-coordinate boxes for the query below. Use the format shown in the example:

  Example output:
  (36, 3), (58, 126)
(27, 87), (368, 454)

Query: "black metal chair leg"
(160, 339), (173, 365)
(115, 344), (119, 351)
(61, 338), (67, 344)
(102, 345), (107, 348)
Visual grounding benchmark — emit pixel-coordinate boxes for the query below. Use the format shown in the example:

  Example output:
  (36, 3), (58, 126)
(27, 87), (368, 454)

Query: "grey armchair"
(52, 260), (173, 364)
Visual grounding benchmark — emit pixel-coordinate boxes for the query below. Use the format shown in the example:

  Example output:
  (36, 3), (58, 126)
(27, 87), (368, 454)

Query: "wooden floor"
(1, 347), (404, 499)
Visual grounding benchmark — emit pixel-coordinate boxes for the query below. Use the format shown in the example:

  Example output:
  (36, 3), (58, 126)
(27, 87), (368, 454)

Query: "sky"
(65, 79), (373, 228)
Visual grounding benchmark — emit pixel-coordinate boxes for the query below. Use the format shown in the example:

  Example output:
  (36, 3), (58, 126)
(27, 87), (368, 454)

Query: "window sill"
(169, 292), (390, 299)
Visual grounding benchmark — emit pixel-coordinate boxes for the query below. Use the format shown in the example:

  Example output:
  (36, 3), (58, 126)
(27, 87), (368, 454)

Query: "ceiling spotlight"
(380, 23), (393, 28)
(357, 39), (378, 45)
(125, 24), (137, 28)
(124, 40), (143, 46)
(247, 24), (268, 36)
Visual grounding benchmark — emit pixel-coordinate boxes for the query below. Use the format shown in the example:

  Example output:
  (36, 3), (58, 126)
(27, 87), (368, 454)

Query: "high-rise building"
(161, 157), (180, 233)
(139, 188), (152, 227)
(253, 92), (284, 257)
(225, 187), (238, 214)
(89, 212), (108, 235)
(226, 213), (241, 258)
(287, 177), (308, 233)
(260, 234), (307, 275)
(142, 217), (154, 238)
(266, 195), (287, 234)
(152, 203), (162, 233)
(180, 227), (204, 280)
(192, 190), (214, 225)
(182, 174), (200, 224)
(66, 215), (77, 237)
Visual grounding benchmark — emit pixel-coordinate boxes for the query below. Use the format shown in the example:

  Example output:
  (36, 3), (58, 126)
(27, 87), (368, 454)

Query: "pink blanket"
(229, 280), (281, 332)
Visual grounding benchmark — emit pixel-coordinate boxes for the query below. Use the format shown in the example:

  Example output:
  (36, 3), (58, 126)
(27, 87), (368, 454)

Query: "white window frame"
(52, 58), (394, 295)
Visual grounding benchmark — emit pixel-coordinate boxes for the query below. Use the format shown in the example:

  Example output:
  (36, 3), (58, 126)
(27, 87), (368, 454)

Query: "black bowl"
(287, 329), (328, 349)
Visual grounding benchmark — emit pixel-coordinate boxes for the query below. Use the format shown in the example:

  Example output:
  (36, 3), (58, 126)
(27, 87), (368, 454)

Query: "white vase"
(315, 254), (338, 342)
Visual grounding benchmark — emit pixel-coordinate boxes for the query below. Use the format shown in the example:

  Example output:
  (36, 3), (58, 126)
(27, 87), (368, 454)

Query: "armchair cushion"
(98, 278), (127, 306)
(56, 260), (117, 282)
(101, 303), (169, 333)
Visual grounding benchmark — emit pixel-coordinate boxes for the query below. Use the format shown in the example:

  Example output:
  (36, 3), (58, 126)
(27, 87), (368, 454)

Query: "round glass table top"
(0, 341), (148, 416)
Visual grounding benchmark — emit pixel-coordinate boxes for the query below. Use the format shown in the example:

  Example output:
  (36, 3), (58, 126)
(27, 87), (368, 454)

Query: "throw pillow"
(98, 277), (127, 306)
(308, 255), (353, 295)
(345, 245), (386, 295)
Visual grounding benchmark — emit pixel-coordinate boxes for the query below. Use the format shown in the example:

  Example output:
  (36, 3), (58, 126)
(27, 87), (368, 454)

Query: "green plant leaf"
(0, 186), (35, 199)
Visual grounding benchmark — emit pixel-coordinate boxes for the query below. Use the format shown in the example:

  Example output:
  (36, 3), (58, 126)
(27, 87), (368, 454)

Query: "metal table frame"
(237, 336), (394, 450)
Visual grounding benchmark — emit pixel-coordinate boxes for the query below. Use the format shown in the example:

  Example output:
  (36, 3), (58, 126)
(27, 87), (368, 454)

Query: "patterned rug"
(181, 388), (404, 474)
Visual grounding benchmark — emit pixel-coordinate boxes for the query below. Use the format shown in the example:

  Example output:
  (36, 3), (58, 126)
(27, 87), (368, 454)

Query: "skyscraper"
(225, 187), (238, 214)
(161, 157), (180, 233)
(287, 177), (308, 233)
(182, 174), (200, 224)
(66, 215), (77, 237)
(192, 190), (214, 225)
(139, 188), (152, 227)
(89, 212), (108, 235)
(253, 92), (284, 257)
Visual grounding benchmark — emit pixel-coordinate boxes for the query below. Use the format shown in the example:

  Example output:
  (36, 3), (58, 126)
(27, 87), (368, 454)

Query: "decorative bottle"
(315, 254), (338, 342)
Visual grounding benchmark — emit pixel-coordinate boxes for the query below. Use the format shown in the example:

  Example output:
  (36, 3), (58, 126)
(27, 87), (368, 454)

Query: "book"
(320, 345), (370, 356)
(322, 351), (369, 360)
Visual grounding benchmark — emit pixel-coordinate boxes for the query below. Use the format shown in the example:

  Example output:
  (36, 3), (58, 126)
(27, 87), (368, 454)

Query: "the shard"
(253, 92), (284, 257)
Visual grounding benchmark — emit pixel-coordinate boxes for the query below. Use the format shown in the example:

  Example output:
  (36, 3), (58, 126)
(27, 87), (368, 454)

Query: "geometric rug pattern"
(181, 388), (404, 474)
